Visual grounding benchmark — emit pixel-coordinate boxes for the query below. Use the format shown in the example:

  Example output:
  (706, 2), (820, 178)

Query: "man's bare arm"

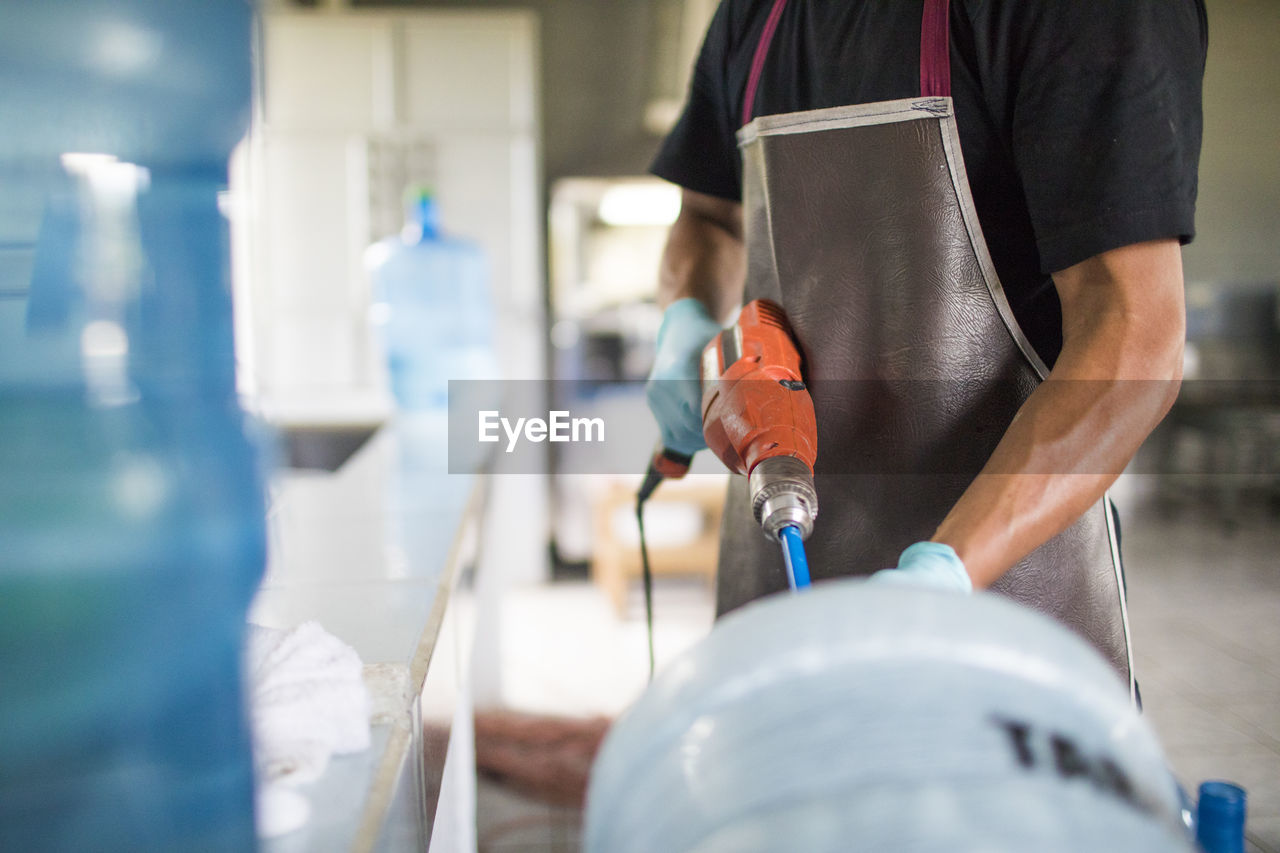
(931, 239), (1186, 587)
(657, 188), (746, 321)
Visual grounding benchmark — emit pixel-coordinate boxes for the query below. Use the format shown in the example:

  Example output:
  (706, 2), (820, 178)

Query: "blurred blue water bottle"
(0, 3), (266, 850)
(368, 188), (500, 410)
(1197, 781), (1247, 853)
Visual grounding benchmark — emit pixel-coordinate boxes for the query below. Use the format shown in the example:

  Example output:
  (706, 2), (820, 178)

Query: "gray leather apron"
(717, 0), (1135, 693)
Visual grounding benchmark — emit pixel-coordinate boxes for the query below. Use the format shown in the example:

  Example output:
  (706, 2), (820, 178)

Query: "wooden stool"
(590, 478), (725, 617)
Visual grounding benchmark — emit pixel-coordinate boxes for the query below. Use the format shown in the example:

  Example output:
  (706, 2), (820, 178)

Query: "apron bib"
(718, 0), (1135, 692)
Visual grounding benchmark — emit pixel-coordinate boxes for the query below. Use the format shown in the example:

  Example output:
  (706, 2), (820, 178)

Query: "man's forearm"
(657, 189), (746, 322)
(931, 240), (1186, 588)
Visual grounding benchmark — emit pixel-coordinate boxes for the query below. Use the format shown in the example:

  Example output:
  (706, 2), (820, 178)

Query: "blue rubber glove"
(868, 542), (973, 593)
(645, 298), (722, 455)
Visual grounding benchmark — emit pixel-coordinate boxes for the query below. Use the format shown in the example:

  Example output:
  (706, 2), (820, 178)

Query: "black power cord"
(634, 450), (690, 681)
(635, 463), (664, 680)
(635, 496), (656, 681)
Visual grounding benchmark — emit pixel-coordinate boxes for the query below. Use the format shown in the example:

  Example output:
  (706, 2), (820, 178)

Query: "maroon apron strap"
(742, 0), (789, 127)
(920, 0), (952, 97)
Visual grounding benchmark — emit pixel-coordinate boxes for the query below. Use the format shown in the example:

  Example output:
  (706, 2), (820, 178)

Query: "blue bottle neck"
(410, 198), (440, 243)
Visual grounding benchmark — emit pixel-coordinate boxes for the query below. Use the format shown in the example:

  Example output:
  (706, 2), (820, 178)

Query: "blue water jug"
(368, 189), (500, 410)
(0, 3), (265, 850)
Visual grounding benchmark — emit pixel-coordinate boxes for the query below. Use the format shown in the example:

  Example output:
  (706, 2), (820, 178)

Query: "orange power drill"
(639, 299), (819, 589)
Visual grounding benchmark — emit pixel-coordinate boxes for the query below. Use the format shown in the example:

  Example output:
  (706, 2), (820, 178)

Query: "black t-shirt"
(651, 0), (1207, 365)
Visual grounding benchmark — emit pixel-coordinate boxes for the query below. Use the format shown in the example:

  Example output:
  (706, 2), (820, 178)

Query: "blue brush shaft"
(780, 525), (811, 590)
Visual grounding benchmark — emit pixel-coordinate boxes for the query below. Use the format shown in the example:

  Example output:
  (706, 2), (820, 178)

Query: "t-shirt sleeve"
(650, 2), (743, 201)
(995, 0), (1207, 273)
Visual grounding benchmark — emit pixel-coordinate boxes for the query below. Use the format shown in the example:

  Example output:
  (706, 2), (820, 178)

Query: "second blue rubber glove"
(868, 542), (973, 593)
(645, 298), (723, 455)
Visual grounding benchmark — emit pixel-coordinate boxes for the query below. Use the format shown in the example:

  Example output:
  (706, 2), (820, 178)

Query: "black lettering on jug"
(989, 716), (1139, 809)
(1050, 734), (1091, 780)
(1096, 757), (1136, 804)
(992, 718), (1035, 768)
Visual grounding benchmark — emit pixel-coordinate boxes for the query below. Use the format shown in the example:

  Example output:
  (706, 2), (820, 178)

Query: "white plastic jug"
(585, 582), (1192, 852)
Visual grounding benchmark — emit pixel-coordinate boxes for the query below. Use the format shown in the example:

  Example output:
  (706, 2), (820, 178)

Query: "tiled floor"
(476, 482), (1280, 852)
(1120, 491), (1280, 853)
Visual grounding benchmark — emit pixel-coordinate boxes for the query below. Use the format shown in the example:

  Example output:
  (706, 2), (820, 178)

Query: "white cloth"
(247, 621), (372, 837)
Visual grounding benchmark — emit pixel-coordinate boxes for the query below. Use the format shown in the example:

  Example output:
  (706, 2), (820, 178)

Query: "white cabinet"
(233, 9), (543, 424)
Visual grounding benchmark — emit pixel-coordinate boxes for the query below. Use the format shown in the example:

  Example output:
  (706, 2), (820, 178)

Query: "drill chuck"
(749, 455), (819, 542)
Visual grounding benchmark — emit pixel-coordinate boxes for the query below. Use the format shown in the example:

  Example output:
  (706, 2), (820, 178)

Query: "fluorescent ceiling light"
(597, 184), (680, 227)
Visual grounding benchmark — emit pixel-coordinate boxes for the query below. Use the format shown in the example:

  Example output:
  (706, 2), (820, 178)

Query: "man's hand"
(931, 239), (1186, 588)
(868, 542), (973, 592)
(645, 299), (722, 454)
